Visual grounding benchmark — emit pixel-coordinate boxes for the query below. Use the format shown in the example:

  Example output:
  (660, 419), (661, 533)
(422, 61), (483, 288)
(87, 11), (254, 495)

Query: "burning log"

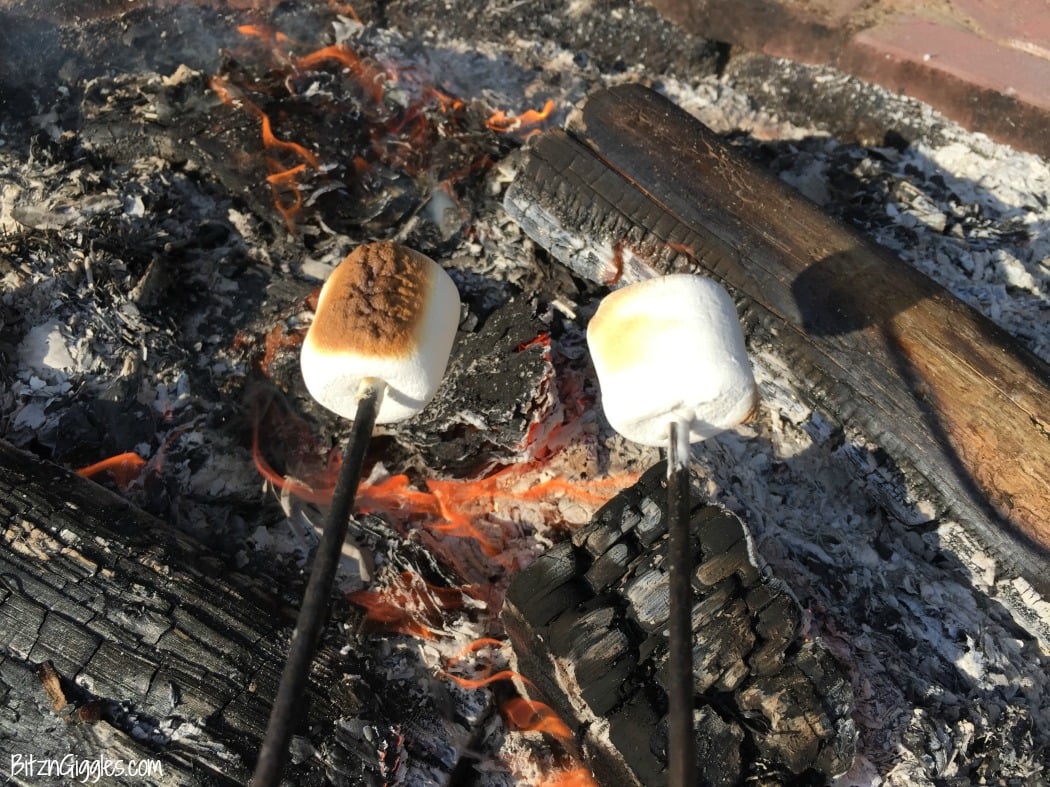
(502, 463), (857, 786)
(504, 83), (1050, 598)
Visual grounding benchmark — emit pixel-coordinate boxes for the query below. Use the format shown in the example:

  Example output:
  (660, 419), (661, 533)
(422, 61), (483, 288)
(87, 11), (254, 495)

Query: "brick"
(949, 0), (1050, 59)
(850, 16), (1050, 112)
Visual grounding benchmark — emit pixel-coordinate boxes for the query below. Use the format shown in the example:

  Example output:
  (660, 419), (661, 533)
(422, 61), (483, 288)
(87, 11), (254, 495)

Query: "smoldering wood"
(265, 294), (558, 477)
(0, 439), (368, 784)
(391, 296), (557, 474)
(503, 83), (1050, 599)
(502, 463), (856, 787)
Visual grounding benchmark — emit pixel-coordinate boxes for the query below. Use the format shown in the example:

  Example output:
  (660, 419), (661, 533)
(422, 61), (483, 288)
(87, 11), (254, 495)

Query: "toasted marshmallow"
(301, 242), (460, 424)
(587, 274), (757, 446)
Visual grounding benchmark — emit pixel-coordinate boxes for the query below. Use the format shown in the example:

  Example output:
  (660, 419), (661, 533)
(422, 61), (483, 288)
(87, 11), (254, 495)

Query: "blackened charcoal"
(624, 561), (671, 635)
(505, 541), (577, 610)
(607, 692), (666, 787)
(397, 297), (556, 474)
(695, 505), (762, 587)
(502, 464), (857, 786)
(580, 654), (635, 718)
(584, 540), (639, 594)
(693, 706), (745, 787)
(749, 587), (803, 677)
(573, 462), (667, 556)
(690, 599), (754, 693)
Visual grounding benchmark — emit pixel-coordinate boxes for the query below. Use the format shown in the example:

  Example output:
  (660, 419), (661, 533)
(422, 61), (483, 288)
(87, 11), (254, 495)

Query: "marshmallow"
(586, 274), (757, 447)
(300, 242), (460, 424)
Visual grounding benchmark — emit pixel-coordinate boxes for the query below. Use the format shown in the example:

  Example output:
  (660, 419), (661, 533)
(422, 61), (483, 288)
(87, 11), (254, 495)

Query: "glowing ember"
(76, 452), (147, 489)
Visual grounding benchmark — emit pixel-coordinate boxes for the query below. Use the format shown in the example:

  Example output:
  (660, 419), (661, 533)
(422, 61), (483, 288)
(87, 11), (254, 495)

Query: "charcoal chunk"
(502, 462), (857, 786)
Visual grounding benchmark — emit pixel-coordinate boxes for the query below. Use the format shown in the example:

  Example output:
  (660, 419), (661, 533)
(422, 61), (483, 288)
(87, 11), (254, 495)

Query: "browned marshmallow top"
(310, 242), (430, 358)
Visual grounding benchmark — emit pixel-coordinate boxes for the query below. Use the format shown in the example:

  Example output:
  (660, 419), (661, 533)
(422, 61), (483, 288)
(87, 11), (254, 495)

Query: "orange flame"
(486, 99), (555, 136)
(76, 452), (147, 489)
(326, 0), (363, 24)
(538, 769), (599, 787)
(251, 389), (341, 505)
(209, 75), (320, 232)
(443, 650), (574, 743)
(236, 24), (292, 46)
(428, 87), (465, 114)
(295, 44), (388, 105)
(214, 19), (509, 233)
(259, 113), (321, 168)
(356, 466), (637, 574)
(347, 571), (478, 639)
(502, 697), (573, 742)
(251, 430), (337, 505)
(448, 637), (505, 666)
(446, 669), (527, 690)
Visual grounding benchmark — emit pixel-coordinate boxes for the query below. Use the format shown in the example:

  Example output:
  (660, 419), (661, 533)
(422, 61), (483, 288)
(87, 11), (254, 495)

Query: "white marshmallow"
(300, 242), (460, 424)
(586, 274), (757, 447)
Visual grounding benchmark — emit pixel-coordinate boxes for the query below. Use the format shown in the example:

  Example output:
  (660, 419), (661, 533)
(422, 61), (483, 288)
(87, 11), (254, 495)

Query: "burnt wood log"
(503, 83), (1050, 597)
(502, 463), (856, 786)
(0, 439), (357, 784)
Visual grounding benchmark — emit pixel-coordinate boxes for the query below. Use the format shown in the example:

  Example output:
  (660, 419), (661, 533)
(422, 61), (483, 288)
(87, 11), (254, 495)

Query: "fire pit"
(1, 0), (1048, 785)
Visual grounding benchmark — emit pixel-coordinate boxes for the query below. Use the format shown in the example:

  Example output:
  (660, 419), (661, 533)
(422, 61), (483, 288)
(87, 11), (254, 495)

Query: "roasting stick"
(665, 415), (695, 787)
(586, 274), (757, 787)
(253, 379), (383, 787)
(253, 242), (460, 787)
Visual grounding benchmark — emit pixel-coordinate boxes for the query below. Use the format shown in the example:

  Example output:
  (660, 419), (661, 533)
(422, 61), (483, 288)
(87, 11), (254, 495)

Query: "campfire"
(2, 0), (1049, 785)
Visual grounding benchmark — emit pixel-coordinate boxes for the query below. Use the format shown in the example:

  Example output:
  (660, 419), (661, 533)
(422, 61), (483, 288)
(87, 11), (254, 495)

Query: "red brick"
(949, 0), (1050, 60)
(850, 16), (1050, 112)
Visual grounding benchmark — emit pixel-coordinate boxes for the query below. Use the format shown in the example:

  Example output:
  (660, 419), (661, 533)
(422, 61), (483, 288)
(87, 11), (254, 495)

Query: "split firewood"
(504, 83), (1050, 598)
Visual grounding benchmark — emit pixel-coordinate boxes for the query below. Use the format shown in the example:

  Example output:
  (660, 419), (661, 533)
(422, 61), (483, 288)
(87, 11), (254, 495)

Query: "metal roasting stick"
(584, 273), (753, 785)
(252, 380), (385, 787)
(667, 418), (697, 787)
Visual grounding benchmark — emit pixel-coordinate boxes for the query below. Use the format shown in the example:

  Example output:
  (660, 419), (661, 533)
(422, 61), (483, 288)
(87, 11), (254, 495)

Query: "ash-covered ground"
(1, 0), (1048, 784)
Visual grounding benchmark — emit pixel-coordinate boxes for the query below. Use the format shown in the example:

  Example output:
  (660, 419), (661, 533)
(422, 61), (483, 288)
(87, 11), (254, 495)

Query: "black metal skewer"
(667, 419), (697, 787)
(252, 380), (385, 787)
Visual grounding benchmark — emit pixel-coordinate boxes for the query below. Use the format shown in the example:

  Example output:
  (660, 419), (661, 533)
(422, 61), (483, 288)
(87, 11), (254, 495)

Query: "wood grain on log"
(0, 439), (349, 784)
(504, 83), (1050, 595)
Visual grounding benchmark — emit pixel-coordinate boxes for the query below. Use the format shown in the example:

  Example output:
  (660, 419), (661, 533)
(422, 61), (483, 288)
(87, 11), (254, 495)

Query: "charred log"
(502, 463), (856, 786)
(0, 439), (362, 784)
(503, 84), (1050, 598)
